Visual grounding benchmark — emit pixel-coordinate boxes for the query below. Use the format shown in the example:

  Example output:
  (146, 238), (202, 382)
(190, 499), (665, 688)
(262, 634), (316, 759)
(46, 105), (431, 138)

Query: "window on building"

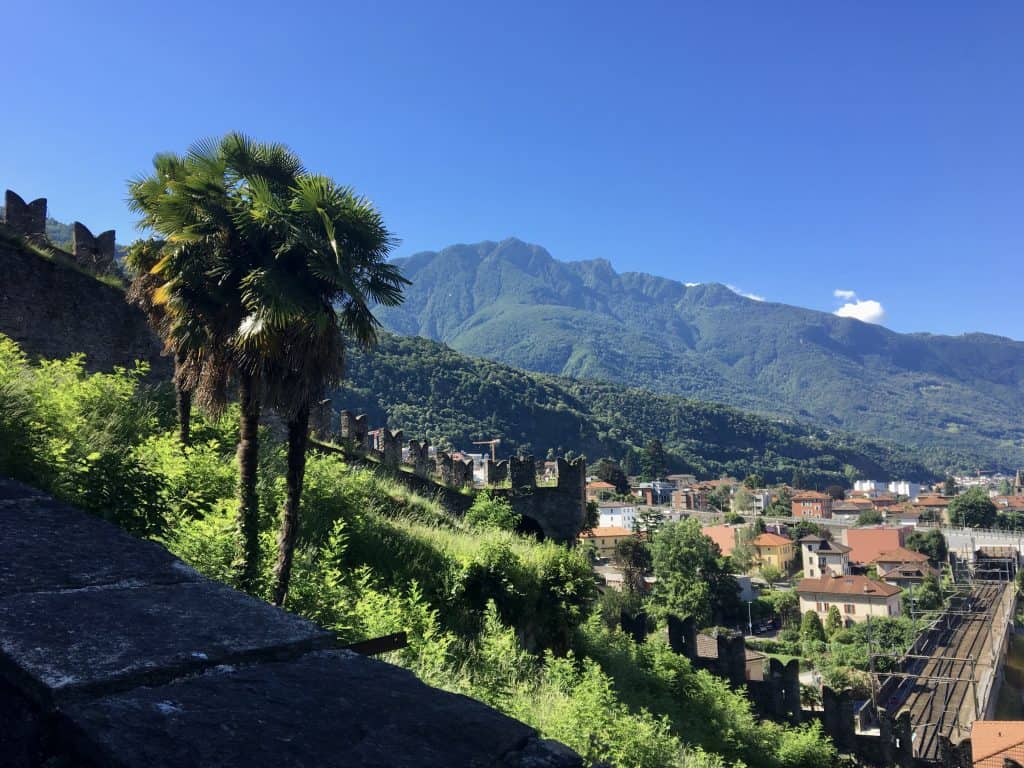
(844, 604), (855, 614)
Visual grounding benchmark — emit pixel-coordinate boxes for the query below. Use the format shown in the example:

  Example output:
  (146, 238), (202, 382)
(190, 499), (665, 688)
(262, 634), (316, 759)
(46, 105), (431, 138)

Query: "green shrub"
(465, 491), (521, 531)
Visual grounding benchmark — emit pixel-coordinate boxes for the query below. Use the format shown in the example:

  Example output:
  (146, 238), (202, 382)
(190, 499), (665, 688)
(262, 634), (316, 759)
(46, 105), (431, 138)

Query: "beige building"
(796, 574), (902, 625)
(799, 535), (851, 579)
(578, 526), (635, 558)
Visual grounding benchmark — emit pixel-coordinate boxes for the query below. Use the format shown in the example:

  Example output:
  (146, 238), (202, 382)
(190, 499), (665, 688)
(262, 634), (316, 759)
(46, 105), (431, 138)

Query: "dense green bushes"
(0, 335), (842, 768)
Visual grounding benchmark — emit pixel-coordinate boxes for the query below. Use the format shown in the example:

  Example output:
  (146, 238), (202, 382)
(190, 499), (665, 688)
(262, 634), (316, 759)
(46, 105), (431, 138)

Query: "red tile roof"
(753, 533), (792, 548)
(795, 574), (901, 597)
(792, 491), (832, 500)
(872, 547), (929, 564)
(972, 721), (1024, 768)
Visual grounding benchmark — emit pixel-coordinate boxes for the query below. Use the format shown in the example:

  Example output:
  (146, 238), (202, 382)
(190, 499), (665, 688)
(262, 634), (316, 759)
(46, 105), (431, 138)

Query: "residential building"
(830, 501), (862, 524)
(578, 526), (635, 559)
(872, 547), (938, 588)
(752, 532), (797, 572)
(702, 524), (740, 557)
(666, 473), (698, 488)
(791, 491), (833, 519)
(885, 506), (923, 527)
(993, 495), (1024, 513)
(888, 480), (923, 499)
(853, 480), (887, 495)
(632, 481), (674, 506)
(912, 494), (952, 523)
(751, 490), (773, 515)
(597, 501), (637, 530)
(795, 574), (902, 624)
(585, 480), (617, 502)
(672, 487), (706, 511)
(971, 720), (1024, 768)
(844, 526), (906, 566)
(799, 535), (851, 578)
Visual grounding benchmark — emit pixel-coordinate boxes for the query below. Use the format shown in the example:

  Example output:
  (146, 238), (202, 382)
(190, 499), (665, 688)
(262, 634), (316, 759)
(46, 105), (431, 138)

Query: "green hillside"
(375, 238), (1024, 472)
(336, 333), (935, 486)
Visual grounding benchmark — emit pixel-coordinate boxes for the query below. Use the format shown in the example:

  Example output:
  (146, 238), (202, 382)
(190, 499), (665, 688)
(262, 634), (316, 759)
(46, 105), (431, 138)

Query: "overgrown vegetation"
(0, 336), (842, 768)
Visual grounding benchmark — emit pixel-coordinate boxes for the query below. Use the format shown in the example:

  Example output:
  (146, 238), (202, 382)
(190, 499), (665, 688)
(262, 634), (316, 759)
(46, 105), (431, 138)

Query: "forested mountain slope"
(336, 334), (935, 486)
(375, 238), (1024, 470)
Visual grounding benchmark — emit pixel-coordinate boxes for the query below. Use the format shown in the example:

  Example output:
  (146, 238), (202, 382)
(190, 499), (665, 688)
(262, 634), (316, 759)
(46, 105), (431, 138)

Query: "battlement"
(72, 222), (117, 276)
(2, 188), (117, 279)
(339, 411), (369, 449)
(509, 456), (536, 490)
(327, 418), (586, 541)
(3, 190), (46, 240)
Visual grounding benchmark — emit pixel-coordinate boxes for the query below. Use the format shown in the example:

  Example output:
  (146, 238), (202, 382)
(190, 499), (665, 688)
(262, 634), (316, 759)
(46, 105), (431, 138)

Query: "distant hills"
(376, 238), (1024, 472)
(335, 333), (934, 486)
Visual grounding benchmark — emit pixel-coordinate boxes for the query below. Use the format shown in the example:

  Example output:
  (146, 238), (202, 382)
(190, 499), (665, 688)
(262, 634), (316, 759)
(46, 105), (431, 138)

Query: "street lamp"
(747, 600), (753, 635)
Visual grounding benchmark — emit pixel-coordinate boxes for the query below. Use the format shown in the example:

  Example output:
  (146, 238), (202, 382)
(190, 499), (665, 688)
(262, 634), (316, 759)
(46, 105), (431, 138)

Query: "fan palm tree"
(127, 135), (304, 593)
(235, 174), (407, 605)
(124, 238), (193, 446)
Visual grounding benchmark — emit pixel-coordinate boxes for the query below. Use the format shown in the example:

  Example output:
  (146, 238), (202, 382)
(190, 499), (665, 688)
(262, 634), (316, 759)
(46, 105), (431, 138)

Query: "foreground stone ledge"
(60, 650), (580, 768)
(0, 580), (335, 705)
(0, 477), (583, 767)
(0, 487), (199, 598)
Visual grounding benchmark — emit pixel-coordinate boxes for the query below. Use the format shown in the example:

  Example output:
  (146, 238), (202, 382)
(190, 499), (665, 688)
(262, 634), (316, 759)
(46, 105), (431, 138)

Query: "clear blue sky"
(4, 1), (1022, 339)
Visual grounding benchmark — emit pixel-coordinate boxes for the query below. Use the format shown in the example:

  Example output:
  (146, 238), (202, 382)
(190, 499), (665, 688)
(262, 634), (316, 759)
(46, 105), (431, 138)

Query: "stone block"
(60, 650), (578, 768)
(0, 497), (199, 598)
(71, 222), (117, 276)
(3, 190), (46, 240)
(0, 580), (334, 706)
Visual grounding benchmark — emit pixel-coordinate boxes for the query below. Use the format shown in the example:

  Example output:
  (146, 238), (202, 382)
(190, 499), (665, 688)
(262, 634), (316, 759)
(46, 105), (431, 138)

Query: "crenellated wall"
(326, 417), (588, 544)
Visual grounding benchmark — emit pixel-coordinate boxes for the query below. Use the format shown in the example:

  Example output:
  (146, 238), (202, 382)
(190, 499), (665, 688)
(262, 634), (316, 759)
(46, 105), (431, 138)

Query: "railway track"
(891, 583), (1003, 763)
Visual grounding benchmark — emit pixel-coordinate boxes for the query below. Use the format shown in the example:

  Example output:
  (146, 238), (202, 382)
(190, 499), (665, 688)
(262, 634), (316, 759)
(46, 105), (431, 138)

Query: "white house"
(796, 575), (902, 625)
(799, 535), (851, 579)
(598, 501), (638, 529)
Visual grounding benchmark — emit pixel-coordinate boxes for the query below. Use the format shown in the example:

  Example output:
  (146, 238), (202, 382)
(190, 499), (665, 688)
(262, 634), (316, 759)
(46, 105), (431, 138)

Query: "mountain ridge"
(376, 238), (1024, 471)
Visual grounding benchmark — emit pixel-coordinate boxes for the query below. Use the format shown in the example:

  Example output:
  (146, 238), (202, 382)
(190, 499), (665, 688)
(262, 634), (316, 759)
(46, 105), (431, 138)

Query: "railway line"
(879, 583), (1004, 763)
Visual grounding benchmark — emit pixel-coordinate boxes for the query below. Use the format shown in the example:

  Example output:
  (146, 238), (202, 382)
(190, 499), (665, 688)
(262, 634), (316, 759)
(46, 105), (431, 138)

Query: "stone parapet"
(0, 476), (582, 768)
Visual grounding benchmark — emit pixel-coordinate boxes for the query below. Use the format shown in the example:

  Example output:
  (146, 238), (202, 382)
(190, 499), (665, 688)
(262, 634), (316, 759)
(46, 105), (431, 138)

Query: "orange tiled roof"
(872, 547), (929, 564)
(972, 721), (1024, 768)
(702, 525), (738, 556)
(795, 574), (901, 597)
(753, 533), (792, 548)
(792, 491), (832, 500)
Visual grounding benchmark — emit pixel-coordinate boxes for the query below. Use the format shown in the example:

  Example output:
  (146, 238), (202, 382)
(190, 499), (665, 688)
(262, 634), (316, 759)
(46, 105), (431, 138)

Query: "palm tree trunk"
(273, 403), (309, 606)
(236, 374), (261, 593)
(173, 353), (192, 447)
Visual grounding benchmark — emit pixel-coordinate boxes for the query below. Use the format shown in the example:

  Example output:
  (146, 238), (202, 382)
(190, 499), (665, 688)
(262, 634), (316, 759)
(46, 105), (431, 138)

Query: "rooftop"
(795, 574), (901, 597)
(752, 533), (792, 547)
(872, 547), (929, 564)
(579, 526), (634, 538)
(972, 721), (1024, 768)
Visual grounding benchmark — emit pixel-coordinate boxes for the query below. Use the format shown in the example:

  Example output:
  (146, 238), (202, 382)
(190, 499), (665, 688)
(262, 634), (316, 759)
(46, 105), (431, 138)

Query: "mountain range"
(336, 333), (933, 486)
(375, 238), (1024, 472)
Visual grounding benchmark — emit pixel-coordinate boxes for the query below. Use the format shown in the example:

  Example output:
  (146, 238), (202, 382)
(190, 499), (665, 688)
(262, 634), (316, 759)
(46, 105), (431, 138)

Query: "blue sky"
(4, 1), (1022, 339)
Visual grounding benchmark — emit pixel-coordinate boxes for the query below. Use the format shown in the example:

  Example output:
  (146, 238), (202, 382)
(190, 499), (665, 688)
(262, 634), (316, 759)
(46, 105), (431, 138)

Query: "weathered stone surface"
(0, 580), (333, 705)
(0, 476), (46, 501)
(0, 243), (170, 377)
(0, 496), (198, 597)
(62, 651), (578, 768)
(0, 477), (583, 767)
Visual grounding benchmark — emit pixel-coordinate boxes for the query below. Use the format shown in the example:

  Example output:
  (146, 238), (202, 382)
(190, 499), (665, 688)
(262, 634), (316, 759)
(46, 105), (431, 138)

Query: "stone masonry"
(3, 191), (46, 240)
(0, 476), (583, 768)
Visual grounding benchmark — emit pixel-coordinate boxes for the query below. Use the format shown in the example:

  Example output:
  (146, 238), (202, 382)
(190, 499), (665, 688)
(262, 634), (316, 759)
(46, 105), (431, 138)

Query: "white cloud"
(835, 297), (886, 324)
(833, 289), (857, 301)
(684, 282), (702, 287)
(726, 284), (765, 302)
